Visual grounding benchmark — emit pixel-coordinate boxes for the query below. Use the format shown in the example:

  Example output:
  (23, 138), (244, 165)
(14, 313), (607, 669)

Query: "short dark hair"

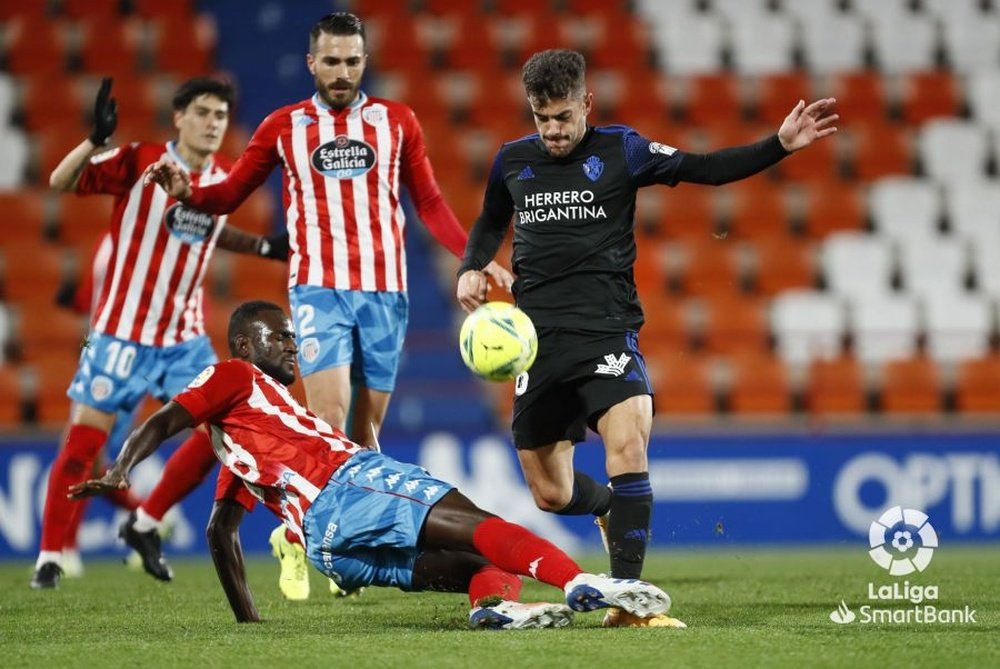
(227, 300), (285, 355)
(522, 49), (586, 106)
(310, 12), (366, 53)
(172, 77), (236, 112)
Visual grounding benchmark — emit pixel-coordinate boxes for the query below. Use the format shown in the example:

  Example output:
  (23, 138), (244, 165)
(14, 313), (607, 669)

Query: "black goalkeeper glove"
(89, 77), (118, 146)
(258, 232), (290, 261)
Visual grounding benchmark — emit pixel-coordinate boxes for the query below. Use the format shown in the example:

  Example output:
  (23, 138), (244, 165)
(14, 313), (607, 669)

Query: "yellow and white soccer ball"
(459, 302), (538, 382)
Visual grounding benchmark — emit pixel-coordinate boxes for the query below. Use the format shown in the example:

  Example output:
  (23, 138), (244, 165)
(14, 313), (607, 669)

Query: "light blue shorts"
(288, 285), (408, 392)
(67, 332), (218, 413)
(302, 449), (454, 592)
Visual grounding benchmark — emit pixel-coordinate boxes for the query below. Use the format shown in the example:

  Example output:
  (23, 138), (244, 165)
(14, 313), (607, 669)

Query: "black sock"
(607, 472), (653, 579)
(554, 471), (612, 516)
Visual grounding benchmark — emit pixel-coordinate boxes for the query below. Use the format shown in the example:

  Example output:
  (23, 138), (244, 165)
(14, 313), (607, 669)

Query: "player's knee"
(605, 436), (648, 473)
(528, 483), (573, 512)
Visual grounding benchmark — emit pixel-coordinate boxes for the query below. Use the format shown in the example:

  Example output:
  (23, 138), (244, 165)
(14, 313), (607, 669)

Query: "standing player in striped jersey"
(30, 77), (288, 590)
(143, 12), (513, 600)
(70, 301), (676, 630)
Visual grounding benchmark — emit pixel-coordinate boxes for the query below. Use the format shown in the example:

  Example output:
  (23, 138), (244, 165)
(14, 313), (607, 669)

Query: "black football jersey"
(466, 125), (685, 332)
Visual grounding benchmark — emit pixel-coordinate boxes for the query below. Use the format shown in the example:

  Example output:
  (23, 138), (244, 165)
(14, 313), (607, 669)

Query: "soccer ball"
(459, 302), (537, 382)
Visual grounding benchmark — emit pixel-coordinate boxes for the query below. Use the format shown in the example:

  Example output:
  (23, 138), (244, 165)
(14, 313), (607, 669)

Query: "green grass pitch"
(1, 547), (997, 668)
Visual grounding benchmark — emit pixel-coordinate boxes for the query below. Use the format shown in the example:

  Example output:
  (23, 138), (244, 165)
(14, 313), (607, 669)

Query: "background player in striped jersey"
(457, 49), (837, 627)
(69, 301), (680, 630)
(142, 12), (514, 599)
(30, 77), (288, 589)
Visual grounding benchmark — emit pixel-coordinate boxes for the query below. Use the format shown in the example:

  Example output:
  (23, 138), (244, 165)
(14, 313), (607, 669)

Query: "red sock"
(40, 425), (106, 551)
(140, 430), (216, 521)
(471, 517), (583, 590)
(63, 497), (90, 550)
(468, 565), (522, 607)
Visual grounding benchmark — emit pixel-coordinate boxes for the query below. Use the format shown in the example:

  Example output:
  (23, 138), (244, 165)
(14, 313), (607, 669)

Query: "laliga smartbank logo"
(829, 506), (977, 625)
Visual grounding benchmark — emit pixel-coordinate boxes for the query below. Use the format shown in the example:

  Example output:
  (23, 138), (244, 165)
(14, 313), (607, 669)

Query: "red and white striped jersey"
(174, 359), (361, 540)
(77, 141), (231, 346)
(185, 92), (468, 293)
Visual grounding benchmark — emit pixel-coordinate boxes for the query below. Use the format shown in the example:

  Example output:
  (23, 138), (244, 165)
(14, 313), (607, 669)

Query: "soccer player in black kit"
(456, 49), (838, 628)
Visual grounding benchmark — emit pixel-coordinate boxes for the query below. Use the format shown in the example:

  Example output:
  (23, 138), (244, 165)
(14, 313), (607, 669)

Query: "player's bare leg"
(349, 384), (391, 450)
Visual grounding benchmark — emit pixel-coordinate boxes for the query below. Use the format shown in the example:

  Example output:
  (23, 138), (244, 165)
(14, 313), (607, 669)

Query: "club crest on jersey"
(187, 365), (215, 389)
(311, 135), (377, 179)
(300, 337), (321, 364)
(362, 106), (386, 125)
(583, 155), (604, 182)
(164, 203), (216, 244)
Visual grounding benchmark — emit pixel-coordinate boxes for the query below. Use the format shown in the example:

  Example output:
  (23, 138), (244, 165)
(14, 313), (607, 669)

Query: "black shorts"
(511, 328), (654, 450)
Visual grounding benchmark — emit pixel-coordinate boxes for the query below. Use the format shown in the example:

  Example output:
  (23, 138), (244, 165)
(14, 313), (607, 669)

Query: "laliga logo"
(868, 506), (938, 576)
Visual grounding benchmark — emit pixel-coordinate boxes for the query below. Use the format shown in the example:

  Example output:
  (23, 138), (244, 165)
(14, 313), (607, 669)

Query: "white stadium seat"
(851, 294), (920, 364)
(897, 234), (969, 301)
(918, 119), (991, 185)
(869, 177), (941, 242)
(923, 292), (995, 363)
(821, 232), (895, 301)
(946, 180), (1000, 243)
(729, 13), (797, 75)
(770, 289), (846, 365)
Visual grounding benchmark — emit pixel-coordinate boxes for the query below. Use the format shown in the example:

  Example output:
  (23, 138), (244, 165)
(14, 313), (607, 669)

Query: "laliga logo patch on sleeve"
(187, 365), (215, 389)
(649, 141), (678, 156)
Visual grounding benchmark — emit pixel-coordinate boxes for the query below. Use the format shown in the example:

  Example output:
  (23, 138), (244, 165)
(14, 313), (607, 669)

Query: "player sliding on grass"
(70, 301), (682, 629)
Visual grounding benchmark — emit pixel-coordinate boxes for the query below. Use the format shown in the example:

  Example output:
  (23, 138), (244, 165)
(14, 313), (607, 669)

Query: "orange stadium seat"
(0, 365), (25, 426)
(955, 356), (1000, 413)
(754, 72), (813, 125)
(0, 241), (73, 304)
(35, 129), (90, 187)
(422, 0), (485, 15)
(849, 121), (914, 181)
(60, 0), (124, 18)
(367, 14), (431, 71)
(132, 0), (197, 20)
(798, 180), (866, 239)
(97, 76), (162, 130)
(639, 292), (689, 355)
(20, 74), (86, 132)
(880, 357), (942, 413)
(13, 303), (88, 363)
(724, 180), (790, 240)
(673, 238), (743, 297)
(824, 72), (888, 124)
(752, 236), (816, 295)
(649, 352), (715, 416)
(491, 0), (558, 17)
(0, 190), (50, 245)
(727, 352), (792, 415)
(680, 73), (743, 127)
(25, 356), (78, 426)
(701, 294), (769, 355)
(900, 70), (962, 126)
(78, 16), (143, 78)
(585, 14), (654, 71)
(440, 17), (507, 72)
(805, 355), (867, 415)
(659, 184), (717, 240)
(3, 16), (72, 76)
(226, 253), (289, 303)
(778, 131), (841, 181)
(226, 188), (276, 236)
(0, 0), (50, 21)
(53, 192), (113, 250)
(149, 14), (217, 77)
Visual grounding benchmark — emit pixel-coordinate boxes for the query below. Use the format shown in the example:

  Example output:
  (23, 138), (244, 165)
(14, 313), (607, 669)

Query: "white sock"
(36, 551), (62, 570)
(132, 507), (161, 533)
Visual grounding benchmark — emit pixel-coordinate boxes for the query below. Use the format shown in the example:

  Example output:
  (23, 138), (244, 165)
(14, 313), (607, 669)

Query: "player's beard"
(317, 77), (360, 110)
(258, 358), (296, 387)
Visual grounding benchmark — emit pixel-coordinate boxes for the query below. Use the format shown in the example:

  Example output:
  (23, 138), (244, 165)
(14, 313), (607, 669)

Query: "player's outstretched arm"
(50, 77), (118, 192)
(141, 158), (193, 199)
(777, 98), (838, 152)
(217, 227), (290, 261)
(207, 500), (260, 623)
(68, 401), (195, 498)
